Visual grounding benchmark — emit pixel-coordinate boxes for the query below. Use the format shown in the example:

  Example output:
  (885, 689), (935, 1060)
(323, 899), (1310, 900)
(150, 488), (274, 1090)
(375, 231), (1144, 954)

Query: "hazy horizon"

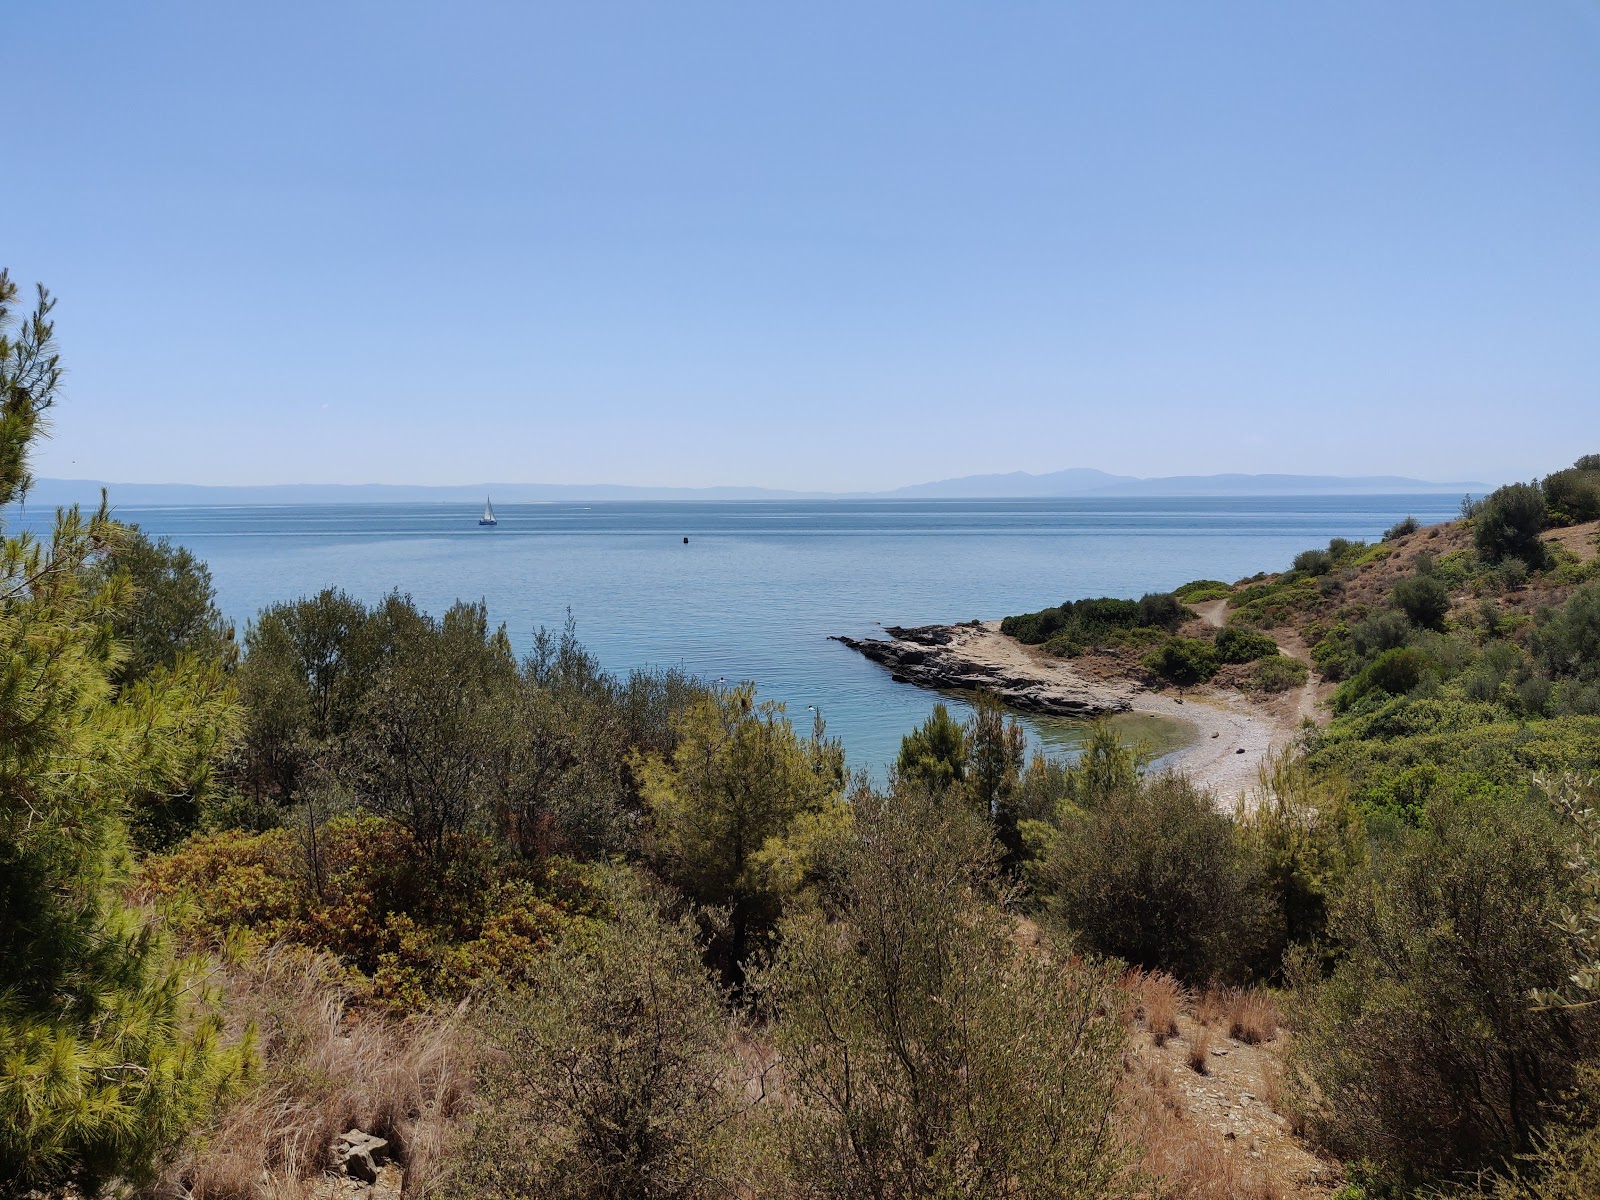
(10, 2), (1600, 489)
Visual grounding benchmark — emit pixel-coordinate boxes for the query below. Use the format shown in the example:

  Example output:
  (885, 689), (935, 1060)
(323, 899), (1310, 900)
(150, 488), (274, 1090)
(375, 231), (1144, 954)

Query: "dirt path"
(1132, 1013), (1340, 1197)
(1191, 598), (1229, 629)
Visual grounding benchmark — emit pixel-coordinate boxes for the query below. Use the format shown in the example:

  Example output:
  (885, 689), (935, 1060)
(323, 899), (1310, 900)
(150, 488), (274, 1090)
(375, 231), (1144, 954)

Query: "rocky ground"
(1130, 1012), (1343, 1198)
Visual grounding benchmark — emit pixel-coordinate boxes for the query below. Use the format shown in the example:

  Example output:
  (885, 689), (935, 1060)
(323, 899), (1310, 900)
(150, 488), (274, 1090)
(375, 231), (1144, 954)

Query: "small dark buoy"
(683, 536), (689, 544)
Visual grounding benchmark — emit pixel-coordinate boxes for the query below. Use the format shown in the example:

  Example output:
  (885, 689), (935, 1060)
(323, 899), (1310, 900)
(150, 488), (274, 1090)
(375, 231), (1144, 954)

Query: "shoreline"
(834, 621), (1320, 805)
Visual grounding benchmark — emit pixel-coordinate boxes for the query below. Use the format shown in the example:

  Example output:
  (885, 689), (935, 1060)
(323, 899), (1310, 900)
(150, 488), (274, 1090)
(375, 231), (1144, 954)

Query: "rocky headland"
(830, 623), (1138, 717)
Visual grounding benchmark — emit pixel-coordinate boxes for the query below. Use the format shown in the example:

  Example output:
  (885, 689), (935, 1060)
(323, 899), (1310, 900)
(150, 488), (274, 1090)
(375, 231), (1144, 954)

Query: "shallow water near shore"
(15, 495), (1459, 777)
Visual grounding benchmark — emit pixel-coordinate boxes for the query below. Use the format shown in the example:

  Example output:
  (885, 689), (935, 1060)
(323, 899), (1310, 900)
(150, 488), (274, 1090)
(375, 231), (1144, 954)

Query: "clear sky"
(7, 1), (1599, 490)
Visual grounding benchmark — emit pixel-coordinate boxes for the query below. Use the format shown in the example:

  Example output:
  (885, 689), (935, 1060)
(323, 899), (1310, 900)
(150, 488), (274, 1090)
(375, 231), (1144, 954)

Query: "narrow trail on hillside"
(1192, 598), (1228, 629)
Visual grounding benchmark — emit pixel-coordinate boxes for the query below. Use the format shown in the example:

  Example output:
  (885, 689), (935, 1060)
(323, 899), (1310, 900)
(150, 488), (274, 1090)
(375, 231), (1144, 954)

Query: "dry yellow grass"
(1186, 1027), (1213, 1075)
(1195, 986), (1282, 1046)
(1124, 1059), (1285, 1200)
(1129, 968), (1186, 1047)
(163, 948), (469, 1199)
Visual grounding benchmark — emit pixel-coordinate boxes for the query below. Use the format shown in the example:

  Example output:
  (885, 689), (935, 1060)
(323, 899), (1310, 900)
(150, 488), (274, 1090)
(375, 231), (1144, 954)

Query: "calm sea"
(15, 495), (1461, 775)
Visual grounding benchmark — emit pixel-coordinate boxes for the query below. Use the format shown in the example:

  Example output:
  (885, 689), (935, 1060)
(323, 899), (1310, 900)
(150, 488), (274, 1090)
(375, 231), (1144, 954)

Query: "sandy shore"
(838, 619), (1321, 807)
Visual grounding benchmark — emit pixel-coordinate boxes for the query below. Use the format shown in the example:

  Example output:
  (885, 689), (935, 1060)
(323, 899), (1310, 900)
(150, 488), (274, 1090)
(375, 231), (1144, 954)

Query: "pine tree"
(0, 270), (249, 1196)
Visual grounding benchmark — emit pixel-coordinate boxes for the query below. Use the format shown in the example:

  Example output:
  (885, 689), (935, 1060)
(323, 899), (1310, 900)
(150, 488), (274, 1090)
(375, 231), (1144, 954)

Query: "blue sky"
(7, 1), (1599, 490)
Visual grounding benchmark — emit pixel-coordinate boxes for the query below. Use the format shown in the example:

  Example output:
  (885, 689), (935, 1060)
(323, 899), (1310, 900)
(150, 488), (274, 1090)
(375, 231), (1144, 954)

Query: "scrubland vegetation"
(6, 272), (1600, 1198)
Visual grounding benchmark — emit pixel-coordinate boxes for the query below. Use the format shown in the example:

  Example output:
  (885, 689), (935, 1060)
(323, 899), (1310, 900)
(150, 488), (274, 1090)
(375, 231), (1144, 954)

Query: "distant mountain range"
(19, 469), (1490, 508)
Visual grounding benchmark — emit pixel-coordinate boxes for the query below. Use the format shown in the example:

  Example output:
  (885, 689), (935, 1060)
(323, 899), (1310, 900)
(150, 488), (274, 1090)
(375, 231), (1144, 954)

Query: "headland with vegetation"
(6, 271), (1600, 1200)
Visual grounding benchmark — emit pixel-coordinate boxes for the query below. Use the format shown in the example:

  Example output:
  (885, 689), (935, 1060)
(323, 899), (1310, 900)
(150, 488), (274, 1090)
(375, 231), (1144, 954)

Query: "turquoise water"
(16, 495), (1459, 774)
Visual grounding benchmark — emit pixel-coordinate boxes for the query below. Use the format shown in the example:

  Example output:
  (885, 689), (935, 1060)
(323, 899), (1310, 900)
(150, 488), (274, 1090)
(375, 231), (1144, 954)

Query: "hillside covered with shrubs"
(5, 272), (1600, 1200)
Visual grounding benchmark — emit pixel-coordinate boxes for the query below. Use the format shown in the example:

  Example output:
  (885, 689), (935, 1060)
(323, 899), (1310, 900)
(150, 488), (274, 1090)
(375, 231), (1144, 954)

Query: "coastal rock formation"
(831, 624), (1137, 717)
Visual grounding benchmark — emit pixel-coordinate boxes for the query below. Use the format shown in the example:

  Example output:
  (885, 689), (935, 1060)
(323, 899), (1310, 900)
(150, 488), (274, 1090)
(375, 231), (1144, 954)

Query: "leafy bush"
(1175, 579), (1232, 602)
(1391, 574), (1451, 631)
(762, 785), (1128, 1196)
(1286, 793), (1596, 1183)
(1293, 548), (1334, 575)
(452, 871), (751, 1200)
(1337, 647), (1431, 710)
(1311, 623), (1357, 681)
(1143, 637), (1220, 685)
(1539, 582), (1600, 685)
(1251, 655), (1309, 693)
(1034, 772), (1274, 983)
(1138, 591), (1192, 630)
(1543, 466), (1600, 525)
(1227, 576), (1323, 628)
(1001, 592), (1187, 648)
(1352, 609), (1414, 659)
(1475, 482), (1549, 566)
(1237, 751), (1365, 967)
(636, 685), (848, 981)
(137, 818), (597, 1010)
(1383, 516), (1420, 541)
(1215, 626), (1279, 664)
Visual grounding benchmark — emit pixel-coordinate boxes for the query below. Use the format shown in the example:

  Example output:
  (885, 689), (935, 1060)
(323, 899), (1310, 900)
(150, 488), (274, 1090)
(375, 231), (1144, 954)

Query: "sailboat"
(479, 497), (498, 527)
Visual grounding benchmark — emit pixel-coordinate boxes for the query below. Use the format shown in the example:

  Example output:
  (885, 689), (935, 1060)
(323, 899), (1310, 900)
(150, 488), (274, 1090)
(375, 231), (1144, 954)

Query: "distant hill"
(19, 469), (1490, 508)
(1088, 473), (1487, 497)
(881, 468), (1137, 498)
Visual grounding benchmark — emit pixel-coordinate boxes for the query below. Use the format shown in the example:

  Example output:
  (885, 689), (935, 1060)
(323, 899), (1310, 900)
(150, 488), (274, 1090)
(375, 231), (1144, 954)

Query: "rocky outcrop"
(831, 624), (1136, 717)
(335, 1130), (389, 1185)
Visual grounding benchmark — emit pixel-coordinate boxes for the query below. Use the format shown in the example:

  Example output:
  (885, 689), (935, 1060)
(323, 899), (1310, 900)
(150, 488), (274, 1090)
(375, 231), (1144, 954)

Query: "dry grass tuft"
(1186, 1027), (1212, 1075)
(1129, 969), (1186, 1047)
(1123, 1066), (1284, 1200)
(1194, 986), (1282, 1046)
(165, 947), (470, 1200)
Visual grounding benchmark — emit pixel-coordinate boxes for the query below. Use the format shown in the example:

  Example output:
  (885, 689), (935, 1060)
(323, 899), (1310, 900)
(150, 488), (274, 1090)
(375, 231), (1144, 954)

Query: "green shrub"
(1215, 626), (1280, 664)
(1035, 772), (1275, 983)
(1306, 710), (1600, 818)
(1337, 647), (1431, 710)
(764, 785), (1128, 1197)
(1227, 576), (1324, 628)
(1543, 466), (1600, 525)
(1143, 637), (1220, 685)
(1391, 574), (1451, 631)
(137, 818), (597, 1010)
(1001, 596), (1135, 646)
(1041, 633), (1084, 657)
(1286, 793), (1596, 1183)
(1294, 548), (1335, 575)
(1237, 751), (1366, 966)
(1002, 593), (1186, 650)
(1175, 579), (1232, 602)
(453, 871), (750, 1200)
(1351, 610), (1414, 659)
(1539, 582), (1600, 684)
(1475, 482), (1549, 566)
(1311, 623), (1357, 681)
(1252, 655), (1309, 693)
(1137, 591), (1192, 631)
(1327, 537), (1370, 566)
(1383, 516), (1420, 541)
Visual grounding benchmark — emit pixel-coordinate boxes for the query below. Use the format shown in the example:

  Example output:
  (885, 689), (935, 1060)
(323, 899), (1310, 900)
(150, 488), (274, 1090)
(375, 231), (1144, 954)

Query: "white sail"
(480, 497), (497, 524)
